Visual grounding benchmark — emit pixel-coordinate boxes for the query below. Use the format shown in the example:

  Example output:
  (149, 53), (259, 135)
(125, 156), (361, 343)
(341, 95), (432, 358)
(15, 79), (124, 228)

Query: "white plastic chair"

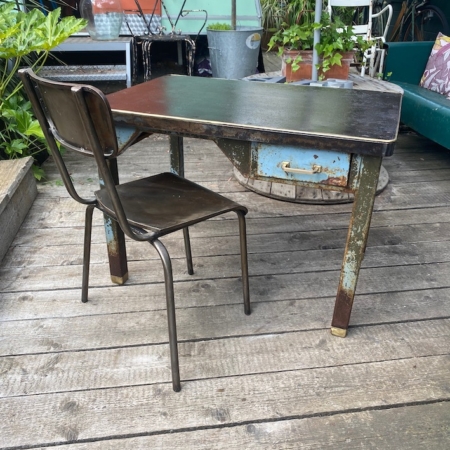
(327, 0), (393, 77)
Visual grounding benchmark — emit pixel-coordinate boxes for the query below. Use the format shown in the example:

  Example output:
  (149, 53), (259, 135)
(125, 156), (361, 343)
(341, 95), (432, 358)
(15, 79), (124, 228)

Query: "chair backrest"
(122, 0), (186, 36)
(327, 0), (374, 38)
(122, 0), (162, 36)
(327, 0), (393, 42)
(19, 68), (119, 160)
(18, 68), (140, 239)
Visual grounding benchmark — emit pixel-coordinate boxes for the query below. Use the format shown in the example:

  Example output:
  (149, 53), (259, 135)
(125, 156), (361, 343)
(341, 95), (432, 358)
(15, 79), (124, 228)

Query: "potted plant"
(268, 12), (370, 81)
(260, 0), (316, 50)
(206, 1), (263, 79)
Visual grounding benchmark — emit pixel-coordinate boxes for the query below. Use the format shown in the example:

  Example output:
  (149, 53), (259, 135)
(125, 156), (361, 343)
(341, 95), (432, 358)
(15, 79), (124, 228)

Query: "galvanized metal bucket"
(207, 26), (263, 79)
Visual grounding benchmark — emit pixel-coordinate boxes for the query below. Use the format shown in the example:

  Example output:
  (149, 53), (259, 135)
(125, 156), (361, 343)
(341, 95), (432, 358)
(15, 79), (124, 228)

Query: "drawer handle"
(281, 161), (322, 175)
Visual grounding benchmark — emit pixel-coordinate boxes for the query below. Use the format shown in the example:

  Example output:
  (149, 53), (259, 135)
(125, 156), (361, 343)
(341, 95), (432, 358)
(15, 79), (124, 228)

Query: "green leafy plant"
(268, 20), (319, 72)
(268, 12), (371, 78)
(261, 0), (316, 32)
(207, 22), (233, 31)
(316, 14), (370, 76)
(0, 4), (86, 179)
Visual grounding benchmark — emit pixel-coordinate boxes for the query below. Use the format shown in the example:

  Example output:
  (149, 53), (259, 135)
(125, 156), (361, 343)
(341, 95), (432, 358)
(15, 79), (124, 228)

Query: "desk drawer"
(252, 143), (351, 187)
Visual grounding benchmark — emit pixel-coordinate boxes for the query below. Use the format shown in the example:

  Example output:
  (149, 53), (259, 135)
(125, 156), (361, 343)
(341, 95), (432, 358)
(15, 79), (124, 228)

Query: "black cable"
(174, 0), (188, 30)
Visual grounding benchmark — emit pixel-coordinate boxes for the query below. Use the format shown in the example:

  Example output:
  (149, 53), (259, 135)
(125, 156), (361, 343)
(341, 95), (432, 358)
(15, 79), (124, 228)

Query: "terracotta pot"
(282, 50), (355, 82)
(320, 51), (355, 79)
(282, 50), (314, 82)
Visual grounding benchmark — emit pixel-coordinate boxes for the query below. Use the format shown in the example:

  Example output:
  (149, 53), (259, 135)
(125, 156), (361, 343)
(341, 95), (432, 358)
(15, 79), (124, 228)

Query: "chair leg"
(183, 227), (194, 275)
(151, 239), (181, 392)
(82, 205), (95, 303)
(185, 38), (196, 76)
(236, 210), (250, 316)
(142, 40), (153, 82)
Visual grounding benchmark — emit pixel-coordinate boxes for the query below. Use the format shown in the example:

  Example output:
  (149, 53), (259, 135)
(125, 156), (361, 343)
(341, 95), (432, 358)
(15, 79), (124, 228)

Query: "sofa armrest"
(384, 41), (434, 84)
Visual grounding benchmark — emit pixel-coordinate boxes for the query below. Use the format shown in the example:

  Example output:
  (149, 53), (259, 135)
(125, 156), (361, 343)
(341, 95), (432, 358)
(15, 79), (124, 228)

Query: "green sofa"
(384, 41), (450, 150)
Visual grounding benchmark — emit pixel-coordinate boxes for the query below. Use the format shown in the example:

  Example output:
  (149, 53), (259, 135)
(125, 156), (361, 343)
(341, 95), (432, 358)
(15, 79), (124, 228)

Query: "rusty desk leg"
(103, 158), (128, 285)
(331, 154), (382, 337)
(170, 135), (185, 177)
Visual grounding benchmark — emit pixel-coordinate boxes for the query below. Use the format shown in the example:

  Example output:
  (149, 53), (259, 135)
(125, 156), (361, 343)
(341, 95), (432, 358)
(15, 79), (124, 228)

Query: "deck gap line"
(2, 315), (449, 347)
(4, 261), (450, 296)
(0, 326), (329, 358)
(3, 399), (449, 450)
(7, 241), (450, 271)
(353, 316), (450, 329)
(2, 355), (448, 401)
(3, 260), (450, 295)
(3, 282), (450, 308)
(3, 311), (450, 358)
(10, 231), (450, 256)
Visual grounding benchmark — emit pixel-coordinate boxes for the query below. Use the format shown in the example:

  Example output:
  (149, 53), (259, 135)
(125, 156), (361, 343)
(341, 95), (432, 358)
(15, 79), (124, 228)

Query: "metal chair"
(123, 0), (196, 81)
(19, 68), (250, 392)
(327, 0), (393, 77)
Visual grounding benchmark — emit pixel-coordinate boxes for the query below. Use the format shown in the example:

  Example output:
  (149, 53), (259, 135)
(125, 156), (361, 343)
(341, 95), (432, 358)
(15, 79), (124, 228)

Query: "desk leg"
(103, 158), (128, 285)
(125, 40), (132, 87)
(331, 154), (382, 337)
(170, 135), (185, 177)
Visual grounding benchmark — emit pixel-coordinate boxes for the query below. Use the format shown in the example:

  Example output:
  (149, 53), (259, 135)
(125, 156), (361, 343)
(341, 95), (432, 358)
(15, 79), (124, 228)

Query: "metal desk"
(42, 37), (133, 87)
(107, 75), (402, 337)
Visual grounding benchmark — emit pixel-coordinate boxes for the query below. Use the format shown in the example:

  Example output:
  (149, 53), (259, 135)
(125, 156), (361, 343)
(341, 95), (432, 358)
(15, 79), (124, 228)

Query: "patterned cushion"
(420, 32), (450, 99)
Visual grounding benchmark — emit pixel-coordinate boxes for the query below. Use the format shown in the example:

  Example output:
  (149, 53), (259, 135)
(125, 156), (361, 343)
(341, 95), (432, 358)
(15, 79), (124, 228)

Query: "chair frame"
(124, 0), (196, 81)
(327, 0), (393, 77)
(19, 68), (250, 392)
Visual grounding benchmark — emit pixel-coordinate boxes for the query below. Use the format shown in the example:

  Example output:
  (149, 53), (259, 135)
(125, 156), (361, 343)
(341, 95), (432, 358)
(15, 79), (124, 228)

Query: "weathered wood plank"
(0, 355), (448, 448)
(34, 402), (450, 450)
(1, 281), (450, 326)
(388, 168), (450, 184)
(1, 320), (448, 396)
(1, 261), (450, 356)
(4, 220), (450, 268)
(386, 158), (450, 172)
(2, 238), (450, 292)
(13, 204), (450, 239)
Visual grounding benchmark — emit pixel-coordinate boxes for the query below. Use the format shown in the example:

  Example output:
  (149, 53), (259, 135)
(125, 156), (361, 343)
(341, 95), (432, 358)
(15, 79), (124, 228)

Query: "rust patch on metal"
(104, 214), (128, 285)
(321, 175), (348, 187)
(332, 289), (354, 332)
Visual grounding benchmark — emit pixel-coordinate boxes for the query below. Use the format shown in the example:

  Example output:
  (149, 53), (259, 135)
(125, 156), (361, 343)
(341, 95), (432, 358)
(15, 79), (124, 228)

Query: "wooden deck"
(262, 50), (282, 72)
(1, 129), (450, 448)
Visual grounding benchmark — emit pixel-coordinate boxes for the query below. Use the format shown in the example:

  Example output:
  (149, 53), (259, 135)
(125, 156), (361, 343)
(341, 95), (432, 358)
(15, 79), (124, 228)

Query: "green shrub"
(207, 23), (233, 31)
(0, 4), (86, 179)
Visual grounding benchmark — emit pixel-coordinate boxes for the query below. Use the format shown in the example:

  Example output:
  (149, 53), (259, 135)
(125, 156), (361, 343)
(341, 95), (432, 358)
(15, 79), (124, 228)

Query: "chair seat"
(135, 34), (193, 42)
(95, 172), (247, 236)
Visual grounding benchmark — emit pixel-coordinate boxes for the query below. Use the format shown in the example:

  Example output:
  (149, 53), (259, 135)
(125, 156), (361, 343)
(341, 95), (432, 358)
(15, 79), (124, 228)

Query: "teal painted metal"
(162, 0), (262, 34)
(115, 125), (141, 149)
(252, 142), (351, 187)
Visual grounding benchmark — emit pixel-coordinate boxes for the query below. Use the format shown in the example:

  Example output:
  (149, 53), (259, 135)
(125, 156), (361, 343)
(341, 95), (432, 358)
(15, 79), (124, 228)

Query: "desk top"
(108, 75), (402, 156)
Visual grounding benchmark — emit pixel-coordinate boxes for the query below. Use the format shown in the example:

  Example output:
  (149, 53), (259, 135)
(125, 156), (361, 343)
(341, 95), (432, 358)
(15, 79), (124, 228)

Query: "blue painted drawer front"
(252, 143), (351, 187)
